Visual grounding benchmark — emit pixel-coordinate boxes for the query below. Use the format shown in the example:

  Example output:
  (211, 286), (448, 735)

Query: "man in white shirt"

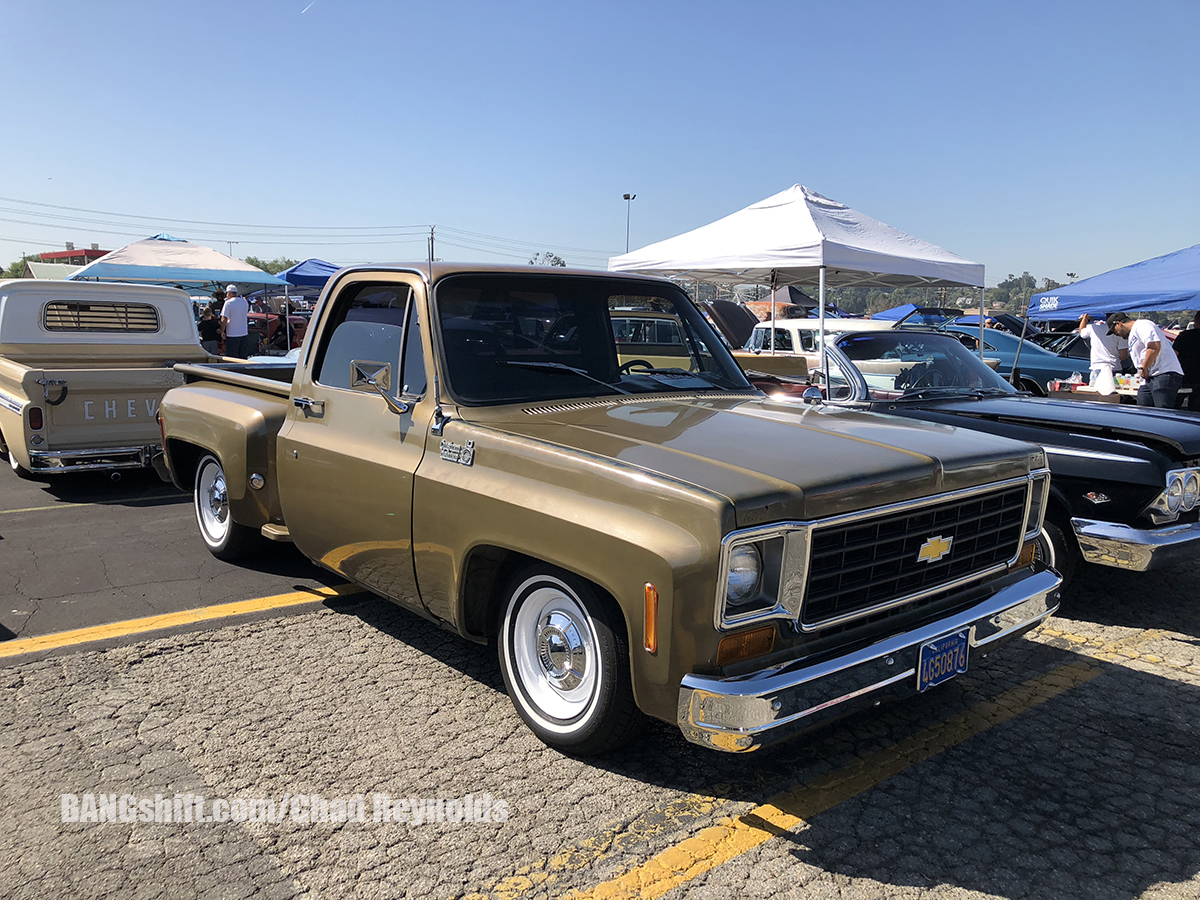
(220, 285), (252, 358)
(1077, 313), (1127, 385)
(1105, 312), (1184, 408)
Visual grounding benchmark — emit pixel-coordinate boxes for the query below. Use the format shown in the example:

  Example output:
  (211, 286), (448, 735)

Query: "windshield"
(435, 274), (752, 405)
(834, 331), (1017, 399)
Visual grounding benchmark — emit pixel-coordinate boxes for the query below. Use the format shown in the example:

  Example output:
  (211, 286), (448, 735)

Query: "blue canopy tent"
(1028, 245), (1200, 320)
(67, 234), (288, 288)
(870, 303), (918, 321)
(276, 258), (340, 290)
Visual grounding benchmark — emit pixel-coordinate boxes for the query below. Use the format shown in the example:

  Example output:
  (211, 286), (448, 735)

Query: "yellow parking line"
(0, 492), (184, 516)
(0, 502), (100, 515)
(561, 661), (1100, 900)
(0, 584), (362, 658)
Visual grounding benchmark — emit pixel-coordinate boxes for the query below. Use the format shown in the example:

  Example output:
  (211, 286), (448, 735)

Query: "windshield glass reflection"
(834, 331), (1017, 400)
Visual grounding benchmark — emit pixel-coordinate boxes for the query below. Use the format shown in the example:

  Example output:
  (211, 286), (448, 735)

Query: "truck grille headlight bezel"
(713, 472), (1048, 632)
(1148, 468), (1200, 518)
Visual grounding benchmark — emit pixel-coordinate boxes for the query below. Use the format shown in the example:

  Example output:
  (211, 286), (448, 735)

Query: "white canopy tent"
(608, 185), (987, 364)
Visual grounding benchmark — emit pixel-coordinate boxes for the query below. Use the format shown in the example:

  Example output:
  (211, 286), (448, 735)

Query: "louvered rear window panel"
(43, 301), (161, 333)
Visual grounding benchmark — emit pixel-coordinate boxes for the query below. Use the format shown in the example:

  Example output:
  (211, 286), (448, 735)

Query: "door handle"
(293, 396), (325, 415)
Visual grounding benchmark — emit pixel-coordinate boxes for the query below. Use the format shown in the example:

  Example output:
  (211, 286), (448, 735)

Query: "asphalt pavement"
(1, 466), (1199, 900)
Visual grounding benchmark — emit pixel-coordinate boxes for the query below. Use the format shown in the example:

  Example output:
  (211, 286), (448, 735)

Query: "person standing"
(1171, 311), (1200, 412)
(1077, 312), (1127, 385)
(197, 307), (221, 354)
(1105, 312), (1184, 408)
(220, 284), (252, 358)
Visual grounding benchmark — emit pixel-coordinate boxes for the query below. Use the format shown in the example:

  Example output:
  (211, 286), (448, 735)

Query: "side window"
(401, 301), (426, 397)
(773, 328), (794, 351)
(798, 330), (818, 352)
(751, 329), (765, 351)
(316, 283), (421, 397)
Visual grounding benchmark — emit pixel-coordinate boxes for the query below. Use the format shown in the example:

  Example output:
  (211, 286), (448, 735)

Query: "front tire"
(193, 453), (259, 561)
(1034, 516), (1077, 592)
(498, 566), (643, 756)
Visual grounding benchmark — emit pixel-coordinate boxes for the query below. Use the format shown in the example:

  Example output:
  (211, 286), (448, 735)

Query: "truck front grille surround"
(714, 474), (1045, 632)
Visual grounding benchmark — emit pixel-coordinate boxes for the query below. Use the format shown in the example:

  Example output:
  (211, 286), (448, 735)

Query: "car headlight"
(1183, 472), (1200, 511)
(1166, 474), (1184, 514)
(726, 544), (763, 605)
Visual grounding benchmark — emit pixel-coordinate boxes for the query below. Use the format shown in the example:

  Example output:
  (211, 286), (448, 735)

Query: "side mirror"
(802, 386), (824, 405)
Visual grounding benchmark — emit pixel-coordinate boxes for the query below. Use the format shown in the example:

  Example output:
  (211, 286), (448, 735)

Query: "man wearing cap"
(220, 284), (252, 358)
(1077, 312), (1127, 387)
(1105, 312), (1183, 408)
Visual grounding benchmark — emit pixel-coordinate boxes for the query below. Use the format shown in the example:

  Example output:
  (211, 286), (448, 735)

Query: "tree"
(2, 253), (44, 279)
(529, 251), (567, 267)
(244, 256), (299, 275)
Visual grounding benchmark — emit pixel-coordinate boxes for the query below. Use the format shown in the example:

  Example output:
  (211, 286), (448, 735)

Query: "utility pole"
(226, 241), (239, 257)
(428, 226), (435, 266)
(623, 194), (636, 253)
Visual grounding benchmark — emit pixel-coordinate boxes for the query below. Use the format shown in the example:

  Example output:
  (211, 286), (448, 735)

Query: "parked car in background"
(0, 279), (212, 476)
(741, 317), (895, 372)
(245, 311), (308, 355)
(787, 329), (1200, 589)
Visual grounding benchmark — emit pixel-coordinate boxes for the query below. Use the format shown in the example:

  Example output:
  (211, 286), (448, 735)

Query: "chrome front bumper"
(1072, 517), (1200, 572)
(677, 565), (1061, 752)
(29, 445), (160, 474)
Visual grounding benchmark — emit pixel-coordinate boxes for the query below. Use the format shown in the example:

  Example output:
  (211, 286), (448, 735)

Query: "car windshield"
(834, 331), (1017, 399)
(435, 274), (752, 405)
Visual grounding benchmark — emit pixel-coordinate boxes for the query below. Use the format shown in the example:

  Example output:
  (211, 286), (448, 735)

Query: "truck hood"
(906, 396), (1200, 459)
(473, 395), (1041, 526)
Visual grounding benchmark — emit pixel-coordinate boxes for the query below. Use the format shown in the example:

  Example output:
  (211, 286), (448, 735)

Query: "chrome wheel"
(497, 566), (643, 755)
(1033, 525), (1057, 570)
(195, 457), (231, 548)
(507, 579), (600, 726)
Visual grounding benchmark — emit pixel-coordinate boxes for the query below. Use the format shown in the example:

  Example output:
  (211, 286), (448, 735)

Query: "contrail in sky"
(301, 0), (319, 12)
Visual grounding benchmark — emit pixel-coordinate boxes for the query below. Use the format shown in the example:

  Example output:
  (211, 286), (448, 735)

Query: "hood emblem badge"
(916, 535), (953, 564)
(440, 439), (475, 466)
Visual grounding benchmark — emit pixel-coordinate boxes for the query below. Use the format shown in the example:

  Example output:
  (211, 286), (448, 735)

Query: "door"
(276, 273), (435, 611)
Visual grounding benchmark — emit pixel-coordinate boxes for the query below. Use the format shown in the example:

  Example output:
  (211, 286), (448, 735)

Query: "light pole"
(623, 193), (636, 253)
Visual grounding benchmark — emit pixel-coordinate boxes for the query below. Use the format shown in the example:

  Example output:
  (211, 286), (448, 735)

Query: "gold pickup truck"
(0, 280), (211, 477)
(158, 264), (1060, 755)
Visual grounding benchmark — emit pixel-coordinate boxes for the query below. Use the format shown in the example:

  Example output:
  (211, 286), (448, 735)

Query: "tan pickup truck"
(0, 280), (210, 476)
(159, 264), (1060, 755)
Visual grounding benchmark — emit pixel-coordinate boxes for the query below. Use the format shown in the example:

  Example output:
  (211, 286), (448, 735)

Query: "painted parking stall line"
(0, 584), (362, 658)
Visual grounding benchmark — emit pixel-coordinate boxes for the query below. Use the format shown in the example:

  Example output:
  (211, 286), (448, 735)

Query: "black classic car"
(761, 329), (1200, 588)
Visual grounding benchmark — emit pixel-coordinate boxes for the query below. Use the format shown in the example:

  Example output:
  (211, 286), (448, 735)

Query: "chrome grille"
(801, 485), (1027, 629)
(43, 301), (160, 333)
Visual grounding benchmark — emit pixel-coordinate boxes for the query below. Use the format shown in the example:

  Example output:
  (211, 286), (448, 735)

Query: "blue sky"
(1, 0), (1196, 286)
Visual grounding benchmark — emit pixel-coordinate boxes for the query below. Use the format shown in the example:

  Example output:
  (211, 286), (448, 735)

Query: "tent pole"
(979, 285), (985, 362)
(819, 266), (827, 376)
(769, 270), (778, 354)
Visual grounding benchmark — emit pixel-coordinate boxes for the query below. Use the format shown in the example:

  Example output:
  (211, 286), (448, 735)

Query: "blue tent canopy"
(869, 303), (918, 321)
(1028, 245), (1200, 319)
(276, 258), (340, 289)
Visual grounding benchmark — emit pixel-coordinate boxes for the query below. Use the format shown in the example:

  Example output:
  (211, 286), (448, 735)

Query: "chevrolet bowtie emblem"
(916, 535), (953, 564)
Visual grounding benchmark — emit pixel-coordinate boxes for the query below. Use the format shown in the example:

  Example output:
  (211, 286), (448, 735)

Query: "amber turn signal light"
(643, 583), (658, 653)
(717, 625), (775, 667)
(1016, 540), (1037, 568)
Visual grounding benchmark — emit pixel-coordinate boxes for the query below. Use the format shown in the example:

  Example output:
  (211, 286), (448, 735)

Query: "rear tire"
(5, 443), (31, 479)
(497, 565), (643, 756)
(1034, 516), (1078, 593)
(193, 453), (260, 561)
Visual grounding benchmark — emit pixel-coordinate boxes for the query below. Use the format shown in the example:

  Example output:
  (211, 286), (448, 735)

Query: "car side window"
(772, 328), (793, 351)
(315, 283), (423, 397)
(798, 330), (818, 352)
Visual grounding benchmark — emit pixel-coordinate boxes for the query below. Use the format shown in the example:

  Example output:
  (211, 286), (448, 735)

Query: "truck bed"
(174, 362), (296, 397)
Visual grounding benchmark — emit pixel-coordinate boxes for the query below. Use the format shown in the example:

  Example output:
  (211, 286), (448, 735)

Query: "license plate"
(917, 631), (969, 692)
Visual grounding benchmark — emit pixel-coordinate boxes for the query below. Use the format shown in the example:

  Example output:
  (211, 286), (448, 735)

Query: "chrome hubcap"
(207, 475), (228, 523)
(536, 612), (587, 690)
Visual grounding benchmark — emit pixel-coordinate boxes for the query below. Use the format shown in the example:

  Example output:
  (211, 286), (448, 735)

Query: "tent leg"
(819, 266), (827, 376)
(979, 286), (985, 362)
(769, 270), (777, 354)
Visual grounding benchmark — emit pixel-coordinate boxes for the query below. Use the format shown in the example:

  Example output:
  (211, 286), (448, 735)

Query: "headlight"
(726, 544), (763, 605)
(1166, 475), (1184, 513)
(1183, 472), (1200, 511)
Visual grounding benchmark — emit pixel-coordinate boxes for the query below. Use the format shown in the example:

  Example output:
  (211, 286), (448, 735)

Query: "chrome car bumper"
(29, 445), (160, 474)
(1071, 517), (1200, 572)
(677, 565), (1061, 752)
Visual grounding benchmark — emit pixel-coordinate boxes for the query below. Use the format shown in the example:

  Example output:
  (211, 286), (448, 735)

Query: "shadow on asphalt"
(333, 589), (1200, 899)
(1057, 559), (1200, 638)
(27, 469), (188, 507)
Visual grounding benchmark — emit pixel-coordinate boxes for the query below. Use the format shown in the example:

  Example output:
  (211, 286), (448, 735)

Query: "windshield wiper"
(495, 360), (631, 394)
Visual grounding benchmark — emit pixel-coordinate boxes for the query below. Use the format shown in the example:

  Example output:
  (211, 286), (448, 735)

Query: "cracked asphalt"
(2, 469), (1200, 900)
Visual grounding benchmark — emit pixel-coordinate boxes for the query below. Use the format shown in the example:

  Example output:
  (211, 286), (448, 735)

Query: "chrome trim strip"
(715, 474), (1037, 632)
(1044, 445), (1153, 464)
(1071, 517), (1200, 572)
(0, 390), (23, 415)
(29, 444), (159, 473)
(680, 566), (1061, 752)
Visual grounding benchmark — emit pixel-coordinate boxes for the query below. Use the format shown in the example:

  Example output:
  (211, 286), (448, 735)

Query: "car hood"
(471, 394), (1042, 527)
(905, 396), (1200, 458)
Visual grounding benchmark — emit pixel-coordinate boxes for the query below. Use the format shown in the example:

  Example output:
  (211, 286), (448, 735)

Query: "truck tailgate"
(35, 366), (185, 449)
